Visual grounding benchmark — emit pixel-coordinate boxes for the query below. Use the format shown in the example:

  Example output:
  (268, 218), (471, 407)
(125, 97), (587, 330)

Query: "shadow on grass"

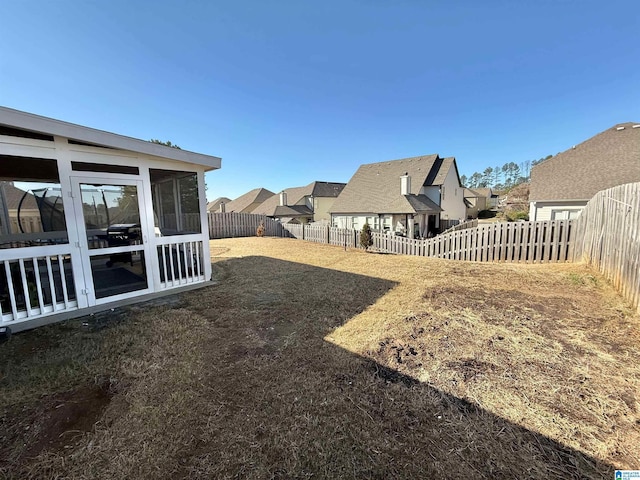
(187, 256), (613, 479)
(0, 255), (615, 479)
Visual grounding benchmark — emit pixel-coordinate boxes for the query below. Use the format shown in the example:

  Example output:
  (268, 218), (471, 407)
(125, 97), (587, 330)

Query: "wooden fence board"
(209, 214), (578, 267)
(572, 182), (640, 312)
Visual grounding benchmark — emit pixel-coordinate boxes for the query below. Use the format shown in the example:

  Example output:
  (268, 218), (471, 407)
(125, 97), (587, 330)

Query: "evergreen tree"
(360, 223), (373, 251)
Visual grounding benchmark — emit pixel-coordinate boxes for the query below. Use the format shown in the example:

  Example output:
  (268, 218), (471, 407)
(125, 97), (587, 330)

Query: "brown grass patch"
(1, 237), (638, 478)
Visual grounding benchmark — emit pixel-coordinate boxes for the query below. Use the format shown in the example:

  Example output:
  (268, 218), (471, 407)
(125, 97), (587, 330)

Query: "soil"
(1, 382), (113, 467)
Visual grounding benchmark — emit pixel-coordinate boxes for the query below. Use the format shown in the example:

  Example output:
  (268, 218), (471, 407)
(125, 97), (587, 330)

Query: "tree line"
(461, 155), (552, 190)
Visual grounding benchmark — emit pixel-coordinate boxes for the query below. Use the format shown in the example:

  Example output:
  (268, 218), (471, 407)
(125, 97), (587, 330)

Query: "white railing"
(0, 244), (78, 324)
(156, 236), (206, 289)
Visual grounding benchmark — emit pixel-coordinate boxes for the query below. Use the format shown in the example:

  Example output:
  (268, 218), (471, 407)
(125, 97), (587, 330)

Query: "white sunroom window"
(0, 156), (68, 249)
(0, 155), (76, 317)
(150, 169), (201, 235)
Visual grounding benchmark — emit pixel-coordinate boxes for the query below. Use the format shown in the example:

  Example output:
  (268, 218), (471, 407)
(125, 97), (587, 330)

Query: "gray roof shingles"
(330, 154), (451, 214)
(224, 188), (275, 213)
(252, 181), (345, 216)
(206, 197), (231, 212)
(530, 123), (640, 202)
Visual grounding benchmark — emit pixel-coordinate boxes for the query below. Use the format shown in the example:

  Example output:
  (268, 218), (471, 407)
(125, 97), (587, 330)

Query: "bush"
(360, 223), (373, 251)
(505, 210), (529, 222)
(478, 209), (496, 219)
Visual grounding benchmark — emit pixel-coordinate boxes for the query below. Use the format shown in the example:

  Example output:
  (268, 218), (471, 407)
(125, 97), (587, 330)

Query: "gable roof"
(1, 182), (38, 210)
(206, 197), (231, 212)
(225, 188), (274, 213)
(530, 122), (640, 202)
(464, 188), (482, 198)
(251, 181), (346, 216)
(0, 106), (221, 170)
(472, 187), (495, 198)
(310, 181), (346, 198)
(273, 205), (314, 217)
(330, 154), (451, 214)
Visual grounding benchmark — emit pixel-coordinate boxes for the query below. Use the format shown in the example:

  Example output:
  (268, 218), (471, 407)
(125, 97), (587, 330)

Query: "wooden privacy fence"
(441, 219), (478, 235)
(372, 220), (573, 262)
(283, 224), (360, 248)
(208, 213), (574, 264)
(285, 221), (573, 262)
(208, 212), (288, 238)
(571, 182), (640, 311)
(209, 213), (573, 263)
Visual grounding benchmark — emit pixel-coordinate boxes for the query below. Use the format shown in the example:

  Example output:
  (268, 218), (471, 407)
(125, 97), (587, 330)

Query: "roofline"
(530, 198), (590, 203)
(330, 209), (442, 215)
(0, 106), (221, 170)
(445, 156), (462, 187)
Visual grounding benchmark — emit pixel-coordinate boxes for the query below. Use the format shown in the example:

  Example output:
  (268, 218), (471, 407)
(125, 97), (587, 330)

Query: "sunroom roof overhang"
(0, 107), (221, 170)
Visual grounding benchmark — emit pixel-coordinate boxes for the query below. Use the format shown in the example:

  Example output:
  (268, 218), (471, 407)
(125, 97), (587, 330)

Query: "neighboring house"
(529, 122), (640, 221)
(463, 188), (487, 219)
(0, 107), (220, 332)
(330, 154), (466, 237)
(224, 187), (274, 213)
(252, 181), (346, 224)
(474, 187), (499, 209)
(463, 187), (498, 219)
(206, 196), (231, 213)
(0, 182), (42, 234)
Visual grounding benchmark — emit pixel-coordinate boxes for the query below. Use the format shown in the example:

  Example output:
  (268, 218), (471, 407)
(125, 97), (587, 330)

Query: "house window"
(365, 216), (378, 229)
(0, 156), (68, 249)
(150, 169), (201, 235)
(551, 209), (581, 220)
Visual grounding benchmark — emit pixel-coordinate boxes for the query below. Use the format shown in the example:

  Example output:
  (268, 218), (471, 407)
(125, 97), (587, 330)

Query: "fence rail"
(572, 182), (640, 311)
(440, 219), (478, 235)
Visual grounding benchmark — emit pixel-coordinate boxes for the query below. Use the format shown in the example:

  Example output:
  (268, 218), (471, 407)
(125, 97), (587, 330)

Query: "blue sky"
(1, 1), (638, 201)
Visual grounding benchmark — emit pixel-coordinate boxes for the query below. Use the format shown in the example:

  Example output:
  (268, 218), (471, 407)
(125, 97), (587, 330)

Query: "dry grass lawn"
(1, 236), (639, 479)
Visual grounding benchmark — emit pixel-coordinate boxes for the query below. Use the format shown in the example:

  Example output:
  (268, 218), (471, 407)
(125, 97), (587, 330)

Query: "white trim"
(0, 106), (221, 169)
(70, 176), (155, 305)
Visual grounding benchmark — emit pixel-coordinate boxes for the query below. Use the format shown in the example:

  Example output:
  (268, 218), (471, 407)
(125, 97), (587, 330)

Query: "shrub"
(256, 222), (265, 237)
(478, 209), (496, 219)
(360, 223), (373, 251)
(505, 210), (529, 222)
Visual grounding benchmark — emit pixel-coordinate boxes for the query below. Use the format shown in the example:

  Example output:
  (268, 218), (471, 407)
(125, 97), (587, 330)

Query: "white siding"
(529, 201), (587, 222)
(420, 185), (440, 205)
(440, 166), (466, 221)
(314, 197), (337, 221)
(332, 214), (390, 231)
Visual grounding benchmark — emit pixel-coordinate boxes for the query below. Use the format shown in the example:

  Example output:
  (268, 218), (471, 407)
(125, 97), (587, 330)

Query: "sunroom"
(0, 107), (220, 332)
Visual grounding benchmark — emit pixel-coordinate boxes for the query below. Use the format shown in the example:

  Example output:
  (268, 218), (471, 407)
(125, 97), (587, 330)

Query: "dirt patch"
(446, 358), (498, 382)
(9, 382), (113, 462)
